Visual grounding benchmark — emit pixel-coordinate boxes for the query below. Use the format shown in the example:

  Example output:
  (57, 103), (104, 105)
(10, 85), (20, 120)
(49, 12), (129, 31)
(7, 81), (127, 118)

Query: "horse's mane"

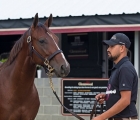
(0, 30), (29, 70)
(0, 24), (46, 71)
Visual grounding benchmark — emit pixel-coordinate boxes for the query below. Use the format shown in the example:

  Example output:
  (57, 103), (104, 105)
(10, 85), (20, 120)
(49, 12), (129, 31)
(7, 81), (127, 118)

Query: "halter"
(27, 31), (62, 74)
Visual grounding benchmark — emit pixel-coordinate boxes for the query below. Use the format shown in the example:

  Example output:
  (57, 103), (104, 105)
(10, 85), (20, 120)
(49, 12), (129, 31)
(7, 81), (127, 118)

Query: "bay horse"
(0, 13), (70, 120)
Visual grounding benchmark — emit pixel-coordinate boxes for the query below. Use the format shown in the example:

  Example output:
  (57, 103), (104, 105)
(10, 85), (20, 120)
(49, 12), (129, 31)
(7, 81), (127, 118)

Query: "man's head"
(103, 33), (131, 49)
(103, 33), (131, 63)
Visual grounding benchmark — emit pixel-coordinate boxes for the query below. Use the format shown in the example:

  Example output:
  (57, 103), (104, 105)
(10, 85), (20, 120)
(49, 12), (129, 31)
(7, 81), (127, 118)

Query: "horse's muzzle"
(60, 64), (70, 77)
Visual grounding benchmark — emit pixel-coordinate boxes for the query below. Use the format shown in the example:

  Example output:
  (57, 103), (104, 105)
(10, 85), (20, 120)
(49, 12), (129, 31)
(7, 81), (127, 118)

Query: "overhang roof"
(1, 0), (140, 35)
(1, 0), (140, 20)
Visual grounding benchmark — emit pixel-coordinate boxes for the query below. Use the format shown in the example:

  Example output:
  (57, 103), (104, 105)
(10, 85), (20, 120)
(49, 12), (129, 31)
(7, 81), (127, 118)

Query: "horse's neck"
(8, 47), (36, 85)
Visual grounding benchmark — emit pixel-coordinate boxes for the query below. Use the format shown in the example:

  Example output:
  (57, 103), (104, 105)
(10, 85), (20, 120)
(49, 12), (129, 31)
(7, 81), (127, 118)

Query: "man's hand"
(95, 93), (106, 104)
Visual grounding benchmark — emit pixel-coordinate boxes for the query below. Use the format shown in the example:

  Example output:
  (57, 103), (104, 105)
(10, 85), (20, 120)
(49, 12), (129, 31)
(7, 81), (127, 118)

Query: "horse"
(0, 13), (70, 120)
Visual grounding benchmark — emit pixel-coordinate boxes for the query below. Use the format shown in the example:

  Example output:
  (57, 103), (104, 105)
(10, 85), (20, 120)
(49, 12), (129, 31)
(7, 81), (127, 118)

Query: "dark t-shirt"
(106, 56), (138, 118)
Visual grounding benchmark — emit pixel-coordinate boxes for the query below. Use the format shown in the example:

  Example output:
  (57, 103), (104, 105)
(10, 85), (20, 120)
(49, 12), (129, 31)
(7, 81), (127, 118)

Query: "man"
(93, 33), (138, 120)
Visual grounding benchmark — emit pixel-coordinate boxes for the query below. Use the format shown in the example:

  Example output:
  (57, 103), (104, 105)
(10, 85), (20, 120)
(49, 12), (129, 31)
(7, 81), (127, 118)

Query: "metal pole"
(134, 31), (140, 119)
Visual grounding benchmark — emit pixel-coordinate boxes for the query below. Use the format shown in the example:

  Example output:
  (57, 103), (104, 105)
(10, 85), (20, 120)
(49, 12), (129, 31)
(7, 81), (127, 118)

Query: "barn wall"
(34, 78), (90, 120)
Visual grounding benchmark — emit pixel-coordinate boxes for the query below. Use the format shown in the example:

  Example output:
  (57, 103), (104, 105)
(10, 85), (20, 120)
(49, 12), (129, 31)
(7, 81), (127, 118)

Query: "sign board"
(61, 78), (108, 115)
(67, 33), (89, 59)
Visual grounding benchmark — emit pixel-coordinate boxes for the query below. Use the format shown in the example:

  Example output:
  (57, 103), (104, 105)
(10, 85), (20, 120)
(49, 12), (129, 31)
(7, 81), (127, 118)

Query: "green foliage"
(0, 58), (7, 63)
(36, 64), (42, 70)
(0, 52), (9, 63)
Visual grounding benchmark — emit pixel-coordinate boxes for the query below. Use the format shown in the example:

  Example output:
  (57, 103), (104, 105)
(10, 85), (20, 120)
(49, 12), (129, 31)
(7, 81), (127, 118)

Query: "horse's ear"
(32, 13), (38, 29)
(44, 14), (53, 28)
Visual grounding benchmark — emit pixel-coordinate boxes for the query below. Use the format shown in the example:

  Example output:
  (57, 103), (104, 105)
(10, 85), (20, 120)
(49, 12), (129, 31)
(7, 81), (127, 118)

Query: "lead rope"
(90, 98), (103, 120)
(44, 59), (55, 91)
(44, 60), (84, 120)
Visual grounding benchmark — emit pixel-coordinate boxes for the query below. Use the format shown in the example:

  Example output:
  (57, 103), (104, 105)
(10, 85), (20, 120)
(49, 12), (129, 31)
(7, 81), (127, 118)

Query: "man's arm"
(93, 90), (131, 120)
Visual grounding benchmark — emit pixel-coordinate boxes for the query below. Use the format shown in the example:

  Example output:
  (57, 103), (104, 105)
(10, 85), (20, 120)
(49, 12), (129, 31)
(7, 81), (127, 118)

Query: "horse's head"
(27, 13), (70, 77)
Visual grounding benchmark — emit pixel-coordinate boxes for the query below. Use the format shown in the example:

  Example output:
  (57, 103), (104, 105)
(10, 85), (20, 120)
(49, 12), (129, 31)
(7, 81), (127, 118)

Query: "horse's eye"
(39, 40), (45, 44)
